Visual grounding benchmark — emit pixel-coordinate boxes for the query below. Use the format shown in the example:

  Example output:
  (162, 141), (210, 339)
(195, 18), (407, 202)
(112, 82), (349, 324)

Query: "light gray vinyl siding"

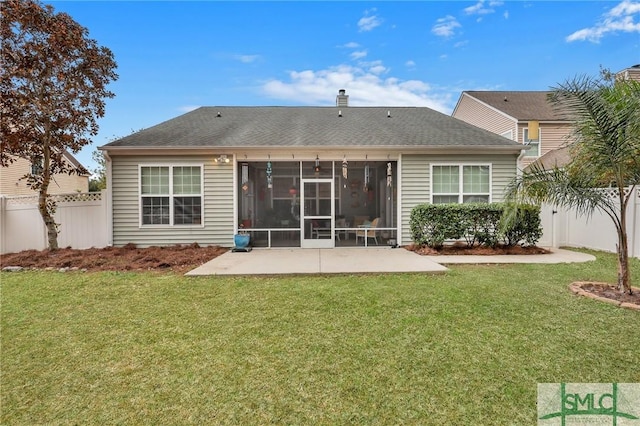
(400, 155), (429, 245)
(400, 154), (518, 244)
(111, 155), (234, 248)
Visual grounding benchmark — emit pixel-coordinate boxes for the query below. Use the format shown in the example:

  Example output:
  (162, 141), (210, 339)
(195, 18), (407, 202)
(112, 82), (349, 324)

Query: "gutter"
(100, 144), (524, 157)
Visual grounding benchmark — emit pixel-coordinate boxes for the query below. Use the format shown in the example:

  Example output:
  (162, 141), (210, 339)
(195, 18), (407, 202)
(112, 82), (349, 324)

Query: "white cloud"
(234, 54), (260, 63)
(350, 50), (368, 60)
(566, 0), (640, 42)
(405, 60), (416, 68)
(432, 15), (461, 37)
(359, 61), (389, 75)
(358, 9), (382, 32)
(454, 40), (469, 48)
(464, 0), (496, 15)
(610, 0), (640, 16)
(261, 64), (453, 113)
(341, 42), (361, 49)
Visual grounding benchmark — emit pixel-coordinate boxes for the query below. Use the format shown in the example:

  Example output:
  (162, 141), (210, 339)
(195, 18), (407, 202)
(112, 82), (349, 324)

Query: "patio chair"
(355, 217), (379, 245)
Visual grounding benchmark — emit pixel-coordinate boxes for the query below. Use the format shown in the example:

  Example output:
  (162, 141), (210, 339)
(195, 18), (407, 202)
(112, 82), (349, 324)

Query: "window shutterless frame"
(430, 163), (492, 204)
(138, 164), (205, 228)
(523, 128), (541, 157)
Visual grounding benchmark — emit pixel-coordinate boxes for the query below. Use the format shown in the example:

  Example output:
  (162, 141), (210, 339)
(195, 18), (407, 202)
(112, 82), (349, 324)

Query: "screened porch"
(236, 160), (398, 248)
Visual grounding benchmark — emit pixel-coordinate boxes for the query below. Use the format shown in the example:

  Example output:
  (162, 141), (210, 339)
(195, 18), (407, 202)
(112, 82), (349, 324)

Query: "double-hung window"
(431, 164), (491, 204)
(140, 165), (203, 226)
(523, 128), (541, 157)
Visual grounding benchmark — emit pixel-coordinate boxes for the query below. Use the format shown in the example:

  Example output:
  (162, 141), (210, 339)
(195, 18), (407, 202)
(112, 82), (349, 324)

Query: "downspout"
(396, 154), (402, 246)
(516, 149), (526, 177)
(103, 150), (113, 247)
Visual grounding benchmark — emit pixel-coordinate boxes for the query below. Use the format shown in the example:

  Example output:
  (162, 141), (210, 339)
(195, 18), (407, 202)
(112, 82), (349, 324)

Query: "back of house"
(101, 91), (523, 249)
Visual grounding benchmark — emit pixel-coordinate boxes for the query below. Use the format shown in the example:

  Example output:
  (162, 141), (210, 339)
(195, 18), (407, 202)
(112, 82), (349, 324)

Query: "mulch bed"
(570, 281), (640, 309)
(0, 243), (228, 274)
(404, 243), (550, 256)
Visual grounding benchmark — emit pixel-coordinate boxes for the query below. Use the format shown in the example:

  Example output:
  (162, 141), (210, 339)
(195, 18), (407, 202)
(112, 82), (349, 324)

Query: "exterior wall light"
(214, 154), (230, 163)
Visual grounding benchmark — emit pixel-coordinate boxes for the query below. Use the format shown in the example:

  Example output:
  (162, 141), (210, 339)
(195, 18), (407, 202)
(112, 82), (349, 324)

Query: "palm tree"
(505, 74), (640, 295)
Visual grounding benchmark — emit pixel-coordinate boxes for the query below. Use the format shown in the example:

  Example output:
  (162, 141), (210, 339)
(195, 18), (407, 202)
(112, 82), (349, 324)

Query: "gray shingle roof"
(463, 91), (569, 122)
(103, 106), (522, 150)
(525, 146), (572, 171)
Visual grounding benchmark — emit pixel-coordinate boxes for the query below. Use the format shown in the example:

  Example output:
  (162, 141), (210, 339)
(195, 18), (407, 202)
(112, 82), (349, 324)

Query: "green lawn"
(2, 250), (639, 425)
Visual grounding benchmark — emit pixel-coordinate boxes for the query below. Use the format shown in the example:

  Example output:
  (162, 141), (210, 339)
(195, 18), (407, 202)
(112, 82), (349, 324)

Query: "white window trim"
(430, 163), (493, 204)
(138, 163), (205, 228)
(523, 128), (541, 157)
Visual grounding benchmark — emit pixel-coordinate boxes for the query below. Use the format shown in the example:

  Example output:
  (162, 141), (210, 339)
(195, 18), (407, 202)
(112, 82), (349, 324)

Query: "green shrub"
(500, 203), (543, 247)
(409, 203), (542, 248)
(409, 204), (465, 248)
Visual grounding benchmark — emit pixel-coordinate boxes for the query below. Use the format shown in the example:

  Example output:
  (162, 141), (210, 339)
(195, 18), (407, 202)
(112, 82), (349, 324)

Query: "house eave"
(516, 119), (571, 125)
(100, 144), (523, 158)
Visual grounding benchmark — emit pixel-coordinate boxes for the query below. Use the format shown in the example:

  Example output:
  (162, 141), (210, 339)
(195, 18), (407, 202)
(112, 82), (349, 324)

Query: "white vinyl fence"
(539, 187), (640, 259)
(2, 188), (638, 258)
(0, 192), (108, 254)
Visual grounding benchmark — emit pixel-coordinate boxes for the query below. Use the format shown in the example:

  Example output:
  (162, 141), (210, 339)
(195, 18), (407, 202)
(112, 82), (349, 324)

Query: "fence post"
(102, 188), (112, 247)
(0, 196), (5, 254)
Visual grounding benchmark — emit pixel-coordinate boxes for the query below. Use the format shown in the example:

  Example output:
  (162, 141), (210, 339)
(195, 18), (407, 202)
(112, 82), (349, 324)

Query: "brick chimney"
(336, 89), (349, 107)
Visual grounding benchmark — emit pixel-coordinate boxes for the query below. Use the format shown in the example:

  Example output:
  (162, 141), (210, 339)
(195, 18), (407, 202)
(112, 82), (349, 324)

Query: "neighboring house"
(616, 64), (640, 82)
(0, 151), (89, 196)
(524, 65), (640, 172)
(527, 146), (572, 170)
(452, 91), (572, 169)
(453, 65), (640, 170)
(100, 90), (523, 249)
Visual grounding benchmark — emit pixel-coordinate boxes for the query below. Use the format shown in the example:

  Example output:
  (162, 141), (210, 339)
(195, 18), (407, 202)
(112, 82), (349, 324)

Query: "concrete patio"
(185, 247), (596, 276)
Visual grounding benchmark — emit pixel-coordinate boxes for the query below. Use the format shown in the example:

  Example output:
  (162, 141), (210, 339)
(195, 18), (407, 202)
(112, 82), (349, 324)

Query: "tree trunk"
(38, 190), (59, 251)
(39, 144), (59, 251)
(617, 242), (631, 295)
(616, 207), (631, 295)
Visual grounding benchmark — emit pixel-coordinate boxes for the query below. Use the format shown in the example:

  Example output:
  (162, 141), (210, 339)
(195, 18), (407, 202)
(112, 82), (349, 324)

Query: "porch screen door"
(301, 179), (334, 248)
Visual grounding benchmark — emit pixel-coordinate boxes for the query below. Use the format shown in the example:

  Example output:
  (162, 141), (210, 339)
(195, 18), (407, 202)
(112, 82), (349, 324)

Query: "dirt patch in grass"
(0, 243), (228, 274)
(571, 282), (640, 309)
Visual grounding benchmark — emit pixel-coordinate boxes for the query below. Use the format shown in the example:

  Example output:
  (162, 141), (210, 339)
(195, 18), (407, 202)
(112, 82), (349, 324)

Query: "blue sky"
(48, 1), (640, 171)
